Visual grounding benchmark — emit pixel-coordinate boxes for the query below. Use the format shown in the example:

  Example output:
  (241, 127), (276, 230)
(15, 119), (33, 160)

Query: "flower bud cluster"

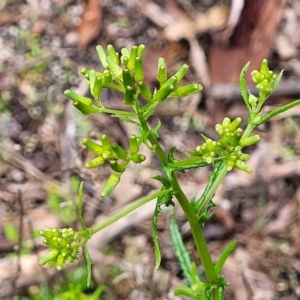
(195, 117), (260, 173)
(251, 59), (276, 94)
(39, 228), (81, 270)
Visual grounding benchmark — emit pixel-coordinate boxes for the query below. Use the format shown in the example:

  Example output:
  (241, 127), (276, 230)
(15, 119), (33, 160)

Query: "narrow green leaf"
(152, 200), (162, 270)
(239, 62), (251, 111)
(215, 240), (237, 276)
(151, 119), (161, 137)
(194, 160), (226, 213)
(83, 240), (92, 287)
(169, 218), (193, 285)
(78, 182), (86, 229)
(255, 99), (300, 125)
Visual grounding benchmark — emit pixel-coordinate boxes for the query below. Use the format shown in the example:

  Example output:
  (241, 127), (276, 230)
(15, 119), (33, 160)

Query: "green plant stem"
(90, 190), (169, 235)
(197, 163), (228, 217)
(170, 174), (218, 285)
(139, 114), (218, 285)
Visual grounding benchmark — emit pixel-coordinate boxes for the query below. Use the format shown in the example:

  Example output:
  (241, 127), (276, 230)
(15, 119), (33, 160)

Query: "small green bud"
(110, 161), (126, 173)
(111, 143), (127, 160)
(157, 58), (167, 84)
(171, 84), (202, 97)
(56, 254), (65, 270)
(239, 135), (260, 147)
(129, 135), (139, 154)
(89, 69), (102, 99)
(172, 64), (189, 84)
(161, 75), (177, 89)
(64, 90), (101, 115)
(121, 47), (130, 59)
(80, 68), (89, 77)
(235, 160), (252, 173)
(83, 139), (103, 155)
(106, 56), (122, 78)
(226, 160), (235, 171)
(122, 68), (134, 88)
(137, 44), (145, 57)
(101, 135), (112, 152)
(222, 117), (231, 127)
(85, 156), (105, 168)
(128, 46), (138, 71)
(138, 81), (152, 101)
(121, 55), (129, 66)
(123, 86), (135, 105)
(153, 84), (175, 102)
(39, 248), (59, 266)
(228, 117), (242, 132)
(107, 44), (119, 64)
(101, 173), (121, 197)
(96, 45), (108, 69)
(131, 153), (146, 164)
(249, 94), (258, 108)
(102, 70), (112, 86)
(134, 57), (144, 82)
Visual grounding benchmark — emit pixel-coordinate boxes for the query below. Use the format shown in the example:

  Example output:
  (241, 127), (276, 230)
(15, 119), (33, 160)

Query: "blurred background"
(1, 0), (300, 299)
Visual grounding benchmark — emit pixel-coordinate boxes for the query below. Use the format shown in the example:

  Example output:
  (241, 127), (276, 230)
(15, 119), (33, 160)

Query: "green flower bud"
(106, 56), (122, 78)
(239, 135), (260, 147)
(110, 161), (126, 173)
(89, 70), (102, 99)
(249, 94), (258, 108)
(157, 58), (167, 84)
(153, 84), (175, 102)
(134, 57), (144, 82)
(226, 160), (235, 171)
(101, 173), (121, 197)
(56, 254), (65, 270)
(121, 55), (129, 67)
(39, 248), (59, 266)
(102, 70), (112, 86)
(80, 68), (89, 78)
(64, 90), (101, 115)
(111, 143), (127, 160)
(128, 46), (138, 71)
(82, 139), (103, 155)
(85, 156), (105, 168)
(107, 44), (119, 64)
(222, 117), (231, 127)
(122, 68), (134, 88)
(228, 117), (242, 132)
(172, 64), (189, 83)
(171, 84), (202, 97)
(239, 153), (250, 161)
(123, 86), (135, 105)
(96, 45), (108, 69)
(47, 259), (57, 268)
(121, 47), (130, 59)
(131, 153), (146, 164)
(161, 75), (177, 89)
(137, 44), (145, 57)
(138, 81), (152, 101)
(235, 160), (252, 173)
(129, 135), (139, 154)
(101, 135), (112, 152)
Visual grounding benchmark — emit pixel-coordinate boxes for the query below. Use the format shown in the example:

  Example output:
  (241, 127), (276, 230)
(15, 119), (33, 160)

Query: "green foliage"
(3, 222), (19, 244)
(39, 45), (300, 299)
